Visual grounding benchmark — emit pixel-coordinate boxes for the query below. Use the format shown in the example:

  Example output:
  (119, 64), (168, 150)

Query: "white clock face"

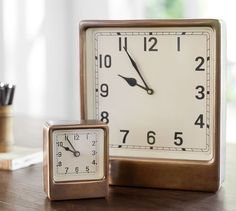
(52, 129), (104, 182)
(85, 26), (215, 161)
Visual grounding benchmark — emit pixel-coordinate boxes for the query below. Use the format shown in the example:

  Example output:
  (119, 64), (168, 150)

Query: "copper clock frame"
(43, 120), (109, 200)
(80, 19), (225, 192)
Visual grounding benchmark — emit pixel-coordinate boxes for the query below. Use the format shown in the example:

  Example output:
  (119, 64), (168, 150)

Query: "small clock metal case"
(80, 19), (226, 192)
(43, 120), (109, 200)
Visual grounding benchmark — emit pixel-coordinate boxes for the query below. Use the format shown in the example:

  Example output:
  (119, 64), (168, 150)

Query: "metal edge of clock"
(219, 19), (227, 190)
(79, 19), (224, 192)
(79, 18), (221, 30)
(43, 121), (109, 200)
(43, 123), (50, 198)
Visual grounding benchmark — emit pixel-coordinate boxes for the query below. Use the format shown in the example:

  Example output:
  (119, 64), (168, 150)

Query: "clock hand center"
(73, 151), (80, 157)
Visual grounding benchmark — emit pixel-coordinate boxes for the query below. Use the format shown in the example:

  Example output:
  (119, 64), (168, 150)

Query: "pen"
(8, 85), (15, 105)
(0, 82), (16, 105)
(0, 83), (5, 106)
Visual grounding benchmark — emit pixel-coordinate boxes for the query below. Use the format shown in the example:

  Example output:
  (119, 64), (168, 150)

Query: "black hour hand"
(118, 74), (149, 92)
(61, 145), (74, 153)
(61, 145), (80, 157)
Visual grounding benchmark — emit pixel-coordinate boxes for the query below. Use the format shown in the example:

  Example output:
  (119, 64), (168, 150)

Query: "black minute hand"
(123, 47), (154, 95)
(66, 136), (76, 152)
(65, 136), (80, 157)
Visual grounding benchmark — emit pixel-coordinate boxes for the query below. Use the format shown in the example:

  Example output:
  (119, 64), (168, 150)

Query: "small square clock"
(43, 120), (109, 200)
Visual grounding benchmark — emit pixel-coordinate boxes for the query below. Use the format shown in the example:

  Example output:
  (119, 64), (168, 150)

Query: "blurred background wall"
(0, 0), (235, 142)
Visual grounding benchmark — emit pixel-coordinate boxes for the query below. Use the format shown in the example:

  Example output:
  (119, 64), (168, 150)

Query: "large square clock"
(80, 19), (226, 192)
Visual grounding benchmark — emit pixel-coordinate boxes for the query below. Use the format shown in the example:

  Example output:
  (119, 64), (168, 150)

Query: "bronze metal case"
(80, 19), (225, 192)
(43, 120), (109, 200)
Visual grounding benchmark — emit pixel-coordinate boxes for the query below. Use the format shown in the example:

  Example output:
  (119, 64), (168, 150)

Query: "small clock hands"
(118, 74), (150, 92)
(64, 135), (80, 157)
(61, 145), (78, 154)
(123, 47), (154, 95)
(61, 145), (80, 157)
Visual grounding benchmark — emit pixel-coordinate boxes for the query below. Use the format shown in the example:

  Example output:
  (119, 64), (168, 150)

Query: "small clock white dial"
(52, 129), (104, 182)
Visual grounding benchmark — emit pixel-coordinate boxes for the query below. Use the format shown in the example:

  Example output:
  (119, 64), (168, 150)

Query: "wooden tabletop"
(0, 116), (236, 210)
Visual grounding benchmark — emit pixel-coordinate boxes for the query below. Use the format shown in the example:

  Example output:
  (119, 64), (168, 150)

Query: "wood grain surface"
(0, 116), (235, 210)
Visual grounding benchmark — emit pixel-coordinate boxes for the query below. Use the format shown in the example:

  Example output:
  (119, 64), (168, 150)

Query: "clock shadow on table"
(44, 186), (225, 211)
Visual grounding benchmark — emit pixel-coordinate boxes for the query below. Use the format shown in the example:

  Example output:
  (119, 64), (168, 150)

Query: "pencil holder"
(0, 106), (14, 152)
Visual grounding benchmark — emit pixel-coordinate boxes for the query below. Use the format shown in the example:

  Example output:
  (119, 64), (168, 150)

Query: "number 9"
(100, 84), (109, 97)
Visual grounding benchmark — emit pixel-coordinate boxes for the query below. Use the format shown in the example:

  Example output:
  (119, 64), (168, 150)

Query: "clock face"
(84, 26), (216, 161)
(52, 128), (104, 182)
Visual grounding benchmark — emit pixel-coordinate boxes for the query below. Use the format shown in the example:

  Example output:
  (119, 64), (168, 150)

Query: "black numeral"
(195, 85), (205, 99)
(56, 152), (62, 157)
(147, 131), (156, 145)
(56, 142), (63, 147)
(92, 141), (96, 146)
(144, 37), (158, 51)
(120, 130), (129, 144)
(99, 54), (111, 68)
(92, 160), (96, 165)
(174, 132), (183, 146)
(64, 134), (68, 140)
(195, 114), (205, 128)
(195, 56), (205, 71)
(75, 167), (79, 174)
(74, 133), (79, 140)
(92, 150), (96, 156)
(57, 161), (62, 167)
(119, 37), (127, 51)
(100, 83), (109, 97)
(86, 166), (89, 173)
(65, 167), (69, 174)
(177, 37), (180, 51)
(101, 111), (109, 123)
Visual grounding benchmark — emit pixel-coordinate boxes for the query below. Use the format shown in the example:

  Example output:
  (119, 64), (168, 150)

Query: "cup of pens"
(0, 82), (15, 153)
